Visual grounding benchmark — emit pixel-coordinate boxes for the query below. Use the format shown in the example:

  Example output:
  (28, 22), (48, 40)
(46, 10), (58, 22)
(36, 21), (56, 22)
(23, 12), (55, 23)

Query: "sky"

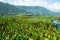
(0, 0), (60, 12)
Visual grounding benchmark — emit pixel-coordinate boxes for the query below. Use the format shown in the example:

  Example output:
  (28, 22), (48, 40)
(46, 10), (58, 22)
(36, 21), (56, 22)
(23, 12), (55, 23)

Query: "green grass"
(0, 16), (60, 40)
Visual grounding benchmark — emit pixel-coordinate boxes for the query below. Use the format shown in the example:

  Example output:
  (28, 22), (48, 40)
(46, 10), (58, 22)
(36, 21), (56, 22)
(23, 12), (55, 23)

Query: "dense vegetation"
(0, 16), (60, 40)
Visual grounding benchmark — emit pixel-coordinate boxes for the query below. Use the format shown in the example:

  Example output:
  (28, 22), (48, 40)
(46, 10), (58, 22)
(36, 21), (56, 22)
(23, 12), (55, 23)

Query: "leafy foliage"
(0, 16), (60, 40)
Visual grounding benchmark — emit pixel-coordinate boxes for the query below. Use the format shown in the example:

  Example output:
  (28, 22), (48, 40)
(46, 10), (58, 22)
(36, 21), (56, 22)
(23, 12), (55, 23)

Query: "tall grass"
(0, 16), (60, 40)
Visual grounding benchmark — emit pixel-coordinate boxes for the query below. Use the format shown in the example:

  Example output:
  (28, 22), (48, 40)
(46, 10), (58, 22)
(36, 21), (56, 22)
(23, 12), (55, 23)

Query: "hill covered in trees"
(17, 6), (60, 16)
(0, 2), (27, 16)
(0, 2), (60, 16)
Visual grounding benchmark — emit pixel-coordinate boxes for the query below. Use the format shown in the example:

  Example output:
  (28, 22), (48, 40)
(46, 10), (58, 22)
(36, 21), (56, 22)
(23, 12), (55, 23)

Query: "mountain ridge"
(16, 6), (60, 16)
(0, 2), (27, 16)
(0, 2), (60, 16)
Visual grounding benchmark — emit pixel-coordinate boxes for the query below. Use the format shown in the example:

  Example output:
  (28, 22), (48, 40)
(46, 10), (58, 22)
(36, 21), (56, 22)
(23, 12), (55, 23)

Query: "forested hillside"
(0, 2), (27, 16)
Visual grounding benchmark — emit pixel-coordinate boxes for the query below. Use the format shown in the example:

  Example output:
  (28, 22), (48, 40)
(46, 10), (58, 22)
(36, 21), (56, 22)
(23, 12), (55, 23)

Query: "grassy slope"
(0, 16), (60, 40)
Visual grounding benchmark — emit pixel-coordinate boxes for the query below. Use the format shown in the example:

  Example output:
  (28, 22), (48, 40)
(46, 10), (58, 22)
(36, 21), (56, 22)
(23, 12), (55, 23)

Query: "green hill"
(17, 6), (60, 16)
(0, 2), (60, 16)
(0, 2), (27, 16)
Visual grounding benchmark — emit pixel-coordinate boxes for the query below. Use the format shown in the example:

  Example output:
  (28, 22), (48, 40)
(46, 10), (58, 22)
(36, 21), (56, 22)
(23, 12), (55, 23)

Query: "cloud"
(15, 0), (48, 6)
(0, 0), (6, 2)
(0, 0), (60, 11)
(47, 2), (60, 11)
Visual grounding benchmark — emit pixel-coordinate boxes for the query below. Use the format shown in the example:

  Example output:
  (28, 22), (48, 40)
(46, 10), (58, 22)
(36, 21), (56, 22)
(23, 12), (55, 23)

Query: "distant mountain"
(0, 2), (60, 16)
(0, 2), (27, 16)
(16, 6), (60, 16)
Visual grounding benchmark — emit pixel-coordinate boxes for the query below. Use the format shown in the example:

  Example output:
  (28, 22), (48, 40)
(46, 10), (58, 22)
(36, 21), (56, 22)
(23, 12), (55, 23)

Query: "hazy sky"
(0, 0), (60, 11)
